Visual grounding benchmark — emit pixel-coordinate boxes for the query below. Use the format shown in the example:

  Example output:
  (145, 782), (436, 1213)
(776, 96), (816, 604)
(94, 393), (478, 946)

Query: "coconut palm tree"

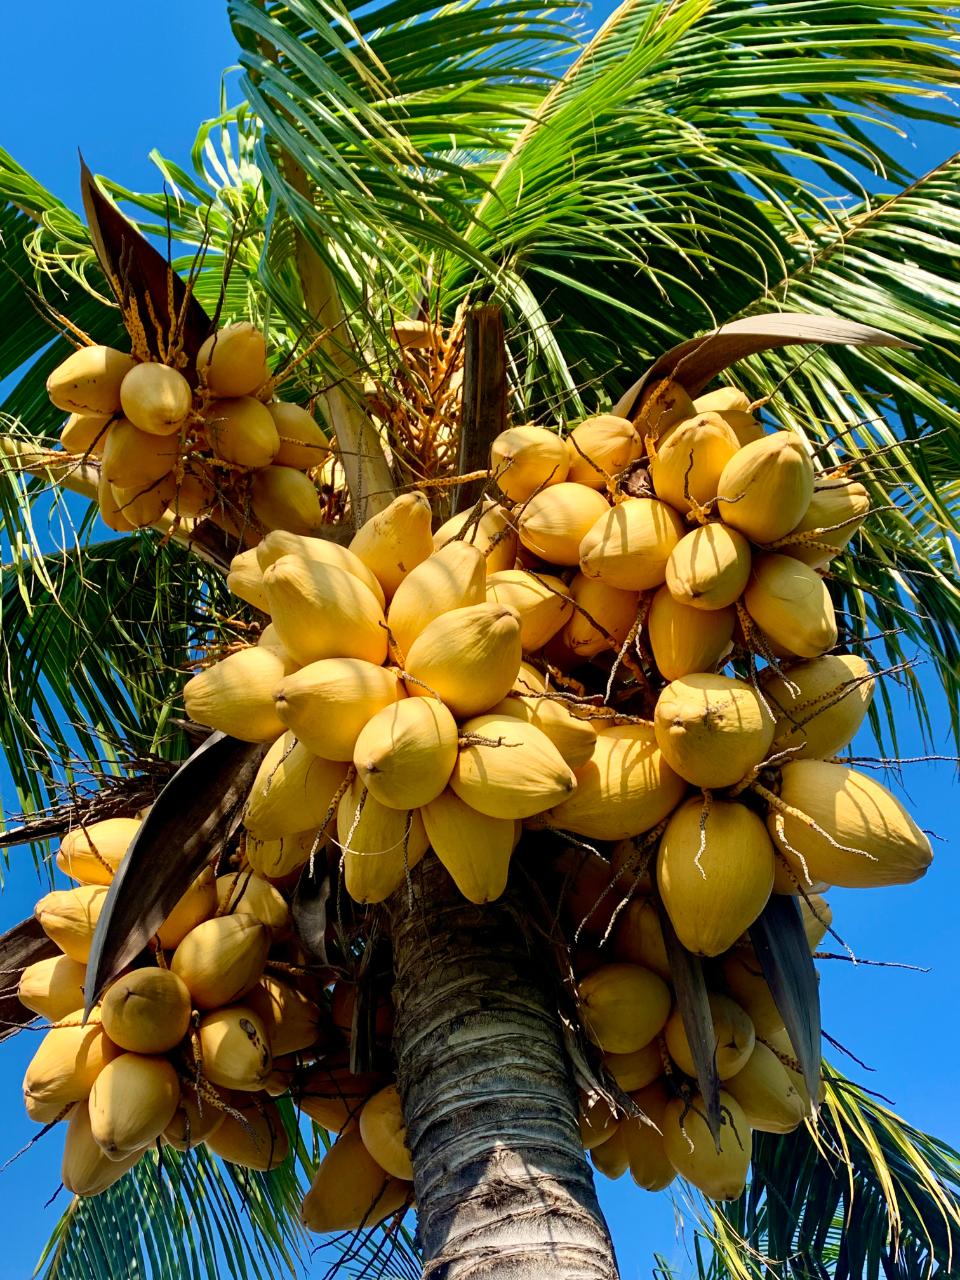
(1, 1), (959, 1276)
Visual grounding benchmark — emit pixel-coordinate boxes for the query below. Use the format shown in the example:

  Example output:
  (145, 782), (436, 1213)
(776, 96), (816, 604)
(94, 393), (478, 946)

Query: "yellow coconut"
(197, 1005), (272, 1091)
(761, 653), (874, 760)
(546, 724), (687, 842)
(60, 412), (110, 455)
(263, 554), (387, 667)
(432, 500), (518, 574)
(111, 473), (177, 529)
(88, 1053), (180, 1157)
(421, 788), (519, 904)
(650, 413), (740, 511)
(23, 1013), (118, 1123)
(767, 760), (932, 889)
(404, 602), (522, 718)
(612, 898), (670, 979)
(297, 1062), (386, 1133)
(609, 840), (654, 893)
(762, 1027), (821, 1111)
(256, 529), (386, 606)
(566, 416), (642, 487)
(162, 1084), (227, 1150)
(204, 1095), (290, 1169)
(578, 963), (671, 1054)
(156, 866), (218, 949)
(562, 573), (640, 659)
(63, 1103), (147, 1195)
(47, 345), (137, 415)
(170, 464), (216, 518)
(354, 697), (459, 809)
(197, 322), (268, 397)
(693, 386), (752, 415)
(662, 1091), (752, 1200)
(359, 1084), (413, 1181)
(591, 1124), (629, 1180)
(657, 797), (775, 956)
(646, 586), (735, 681)
(517, 483), (610, 566)
(634, 378), (697, 442)
(301, 1125), (410, 1233)
(18, 954), (87, 1021)
(654, 674), (775, 789)
(226, 546), (269, 612)
(512, 660), (548, 694)
(337, 776), (429, 904)
(183, 645), (295, 743)
(243, 732), (348, 839)
(267, 401), (330, 470)
(602, 1040), (662, 1092)
(215, 872), (291, 934)
(779, 476), (870, 568)
(489, 694), (597, 769)
(490, 424), (570, 502)
(119, 362), (191, 436)
(725, 1040), (805, 1133)
(204, 396), (280, 468)
(386, 541), (486, 661)
(664, 994), (755, 1080)
(35, 885), (108, 963)
(721, 952), (784, 1037)
(349, 491), (434, 599)
(171, 915), (270, 1009)
(97, 469), (134, 532)
(665, 523), (752, 611)
(275, 659), (403, 761)
(248, 976), (322, 1057)
(100, 967), (192, 1054)
(579, 1093), (620, 1151)
(579, 497), (686, 590)
(251, 466), (325, 535)
(622, 1080), (676, 1192)
(800, 894), (833, 950)
(56, 816), (140, 885)
(101, 417), (179, 487)
(450, 714), (576, 819)
(717, 432), (814, 543)
(743, 554), (838, 659)
(486, 569), (573, 651)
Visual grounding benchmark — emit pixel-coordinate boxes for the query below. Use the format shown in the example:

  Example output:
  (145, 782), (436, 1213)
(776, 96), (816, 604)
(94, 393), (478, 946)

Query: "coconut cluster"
(15, 819), (414, 1218)
(47, 324), (331, 534)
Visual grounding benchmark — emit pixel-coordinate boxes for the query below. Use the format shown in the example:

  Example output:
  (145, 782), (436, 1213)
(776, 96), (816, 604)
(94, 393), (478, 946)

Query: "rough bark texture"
(388, 856), (620, 1280)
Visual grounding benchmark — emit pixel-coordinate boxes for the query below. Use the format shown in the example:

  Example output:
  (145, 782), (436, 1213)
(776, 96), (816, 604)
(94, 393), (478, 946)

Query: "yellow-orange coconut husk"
(47, 346), (137, 415)
(387, 541), (486, 661)
(349, 491), (434, 599)
(546, 724), (686, 841)
(301, 1125), (410, 1233)
(245, 829), (318, 880)
(779, 476), (870, 568)
(89, 1053), (181, 1158)
(101, 417), (179, 487)
(654, 674), (775, 789)
(646, 586), (735, 681)
(63, 1103), (147, 1196)
(716, 432), (815, 543)
(421, 788), (519, 904)
(251, 466), (325, 536)
(579, 1092), (619, 1151)
(579, 497), (686, 590)
(204, 397), (280, 468)
(111, 474), (176, 529)
(274, 659), (403, 761)
(354, 697), (459, 809)
(486, 569), (572, 651)
(650, 413), (740, 510)
(612, 898), (669, 979)
(404, 602), (522, 718)
(23, 1012), (119, 1123)
(197, 322), (268, 397)
(184, 645), (296, 743)
(622, 1080), (676, 1192)
(18, 954), (88, 1021)
(156, 866), (217, 949)
(591, 1124), (629, 1179)
(490, 424), (569, 502)
(60, 412), (110, 455)
(761, 653), (874, 760)
(602, 1040), (661, 1092)
(489, 694), (596, 769)
(578, 963), (671, 1054)
(562, 573), (640, 658)
(767, 760), (932, 888)
(267, 401), (330, 470)
(432, 499), (518, 574)
(256, 529), (386, 606)
(662, 1091), (752, 1200)
(800, 894), (833, 950)
(721, 951), (784, 1037)
(119, 362), (191, 435)
(248, 976), (322, 1057)
(725, 1041), (805, 1133)
(359, 1084), (413, 1181)
(566, 415), (642, 487)
(743, 554), (838, 659)
(205, 1095), (290, 1170)
(657, 797), (775, 956)
(337, 776), (429, 904)
(263, 555), (387, 666)
(665, 523), (751, 611)
(197, 1006), (272, 1091)
(163, 1084), (227, 1150)
(100, 967), (192, 1054)
(664, 994), (755, 1080)
(35, 885), (108, 963)
(517, 483), (610, 565)
(297, 1062), (386, 1133)
(171, 915), (271, 1009)
(693, 386), (751, 415)
(97, 469), (134, 532)
(227, 546), (270, 612)
(56, 816), (140, 885)
(215, 872), (291, 934)
(243, 731), (348, 839)
(450, 714), (576, 819)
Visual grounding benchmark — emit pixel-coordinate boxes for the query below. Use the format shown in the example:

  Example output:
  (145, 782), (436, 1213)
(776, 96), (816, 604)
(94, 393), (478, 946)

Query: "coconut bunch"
(47, 322), (332, 535)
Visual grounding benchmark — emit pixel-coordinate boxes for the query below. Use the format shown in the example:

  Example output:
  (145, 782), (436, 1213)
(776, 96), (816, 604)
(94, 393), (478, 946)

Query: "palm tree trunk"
(388, 855), (620, 1280)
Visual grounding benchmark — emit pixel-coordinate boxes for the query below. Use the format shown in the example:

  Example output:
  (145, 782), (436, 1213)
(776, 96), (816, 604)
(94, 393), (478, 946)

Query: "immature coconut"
(657, 797), (775, 956)
(565, 415), (642, 487)
(662, 1091), (752, 1200)
(197, 1005), (272, 1091)
(767, 760), (933, 888)
(654, 674), (775, 789)
(101, 417), (179, 487)
(18, 954), (88, 1021)
(337, 776), (429, 904)
(204, 1095), (290, 1170)
(263, 555), (388, 666)
(266, 401), (330, 470)
(119, 362), (192, 435)
(100, 967), (192, 1054)
(215, 872), (291, 934)
(646, 586), (735, 681)
(196, 321), (268, 397)
(89, 1053), (181, 1157)
(577, 963), (671, 1054)
(743, 554), (838, 658)
(23, 1014), (118, 1123)
(421, 788), (519, 904)
(489, 694), (597, 769)
(562, 573), (640, 659)
(725, 1040), (805, 1133)
(601, 1040), (661, 1092)
(111, 474), (177, 529)
(301, 1125), (410, 1233)
(248, 976), (323, 1057)
(162, 1083), (227, 1150)
(47, 345), (137, 415)
(156, 866), (217, 949)
(56, 816), (140, 885)
(404, 602), (522, 718)
(612, 898), (670, 979)
(591, 1124), (629, 1180)
(490, 424), (570, 502)
(634, 378), (696, 441)
(622, 1080), (676, 1192)
(227, 546), (270, 612)
(297, 1060), (387, 1133)
(579, 1093), (620, 1151)
(35, 885), (108, 963)
(450, 714), (576, 820)
(761, 653), (874, 759)
(204, 396), (280, 468)
(62, 1103), (147, 1196)
(800, 894), (833, 950)
(171, 915), (270, 1009)
(779, 475), (870, 568)
(486, 569), (573, 650)
(245, 829), (318, 880)
(664, 994), (755, 1080)
(251, 466), (325, 535)
(243, 731), (348, 839)
(579, 497), (685, 590)
(716, 432), (815, 543)
(359, 1084), (414, 1181)
(721, 952), (784, 1037)
(349, 490), (434, 599)
(693, 386), (752, 415)
(354, 697), (459, 809)
(665, 523), (751, 611)
(97, 469), (134, 532)
(649, 413), (740, 511)
(432, 499), (518, 574)
(386, 541), (486, 661)
(517, 482), (610, 565)
(274, 659), (403, 760)
(256, 528), (385, 605)
(183, 644), (296, 743)
(60, 412), (110, 455)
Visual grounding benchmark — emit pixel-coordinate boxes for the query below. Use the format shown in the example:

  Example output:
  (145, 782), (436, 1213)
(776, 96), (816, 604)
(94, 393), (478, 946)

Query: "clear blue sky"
(0, 4), (957, 1277)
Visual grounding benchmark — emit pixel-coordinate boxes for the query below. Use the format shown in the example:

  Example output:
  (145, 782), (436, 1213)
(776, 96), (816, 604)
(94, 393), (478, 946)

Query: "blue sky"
(0, 3), (957, 1277)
